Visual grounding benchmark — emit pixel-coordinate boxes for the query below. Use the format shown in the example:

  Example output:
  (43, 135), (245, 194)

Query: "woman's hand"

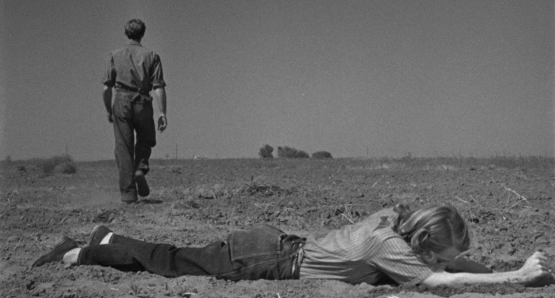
(517, 251), (554, 287)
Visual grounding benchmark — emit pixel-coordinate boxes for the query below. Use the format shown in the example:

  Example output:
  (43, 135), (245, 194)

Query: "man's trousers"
(112, 91), (156, 202)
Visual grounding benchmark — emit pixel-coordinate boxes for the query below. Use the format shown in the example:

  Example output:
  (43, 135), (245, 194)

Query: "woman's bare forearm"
(445, 257), (493, 274)
(423, 270), (521, 287)
(423, 252), (551, 287)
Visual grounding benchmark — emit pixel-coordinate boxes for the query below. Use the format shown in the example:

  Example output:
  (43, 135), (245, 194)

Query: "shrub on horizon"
(296, 150), (309, 158)
(54, 161), (77, 174)
(277, 146), (309, 158)
(259, 144), (274, 158)
(38, 154), (77, 174)
(312, 151), (333, 159)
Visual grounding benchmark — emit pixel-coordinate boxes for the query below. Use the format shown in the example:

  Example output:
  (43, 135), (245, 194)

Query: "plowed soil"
(1, 157), (554, 298)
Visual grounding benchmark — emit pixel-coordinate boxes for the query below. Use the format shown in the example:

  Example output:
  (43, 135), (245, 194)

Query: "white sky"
(1, 0), (553, 160)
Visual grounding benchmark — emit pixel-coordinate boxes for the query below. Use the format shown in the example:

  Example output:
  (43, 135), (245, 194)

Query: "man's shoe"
(135, 170), (150, 197)
(32, 237), (78, 267)
(89, 225), (113, 246)
(121, 190), (138, 204)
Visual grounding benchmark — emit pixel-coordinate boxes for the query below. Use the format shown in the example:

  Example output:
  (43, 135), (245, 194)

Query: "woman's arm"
(424, 270), (522, 287)
(422, 251), (552, 287)
(445, 257), (493, 273)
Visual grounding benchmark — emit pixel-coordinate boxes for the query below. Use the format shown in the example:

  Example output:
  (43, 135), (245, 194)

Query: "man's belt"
(115, 85), (152, 102)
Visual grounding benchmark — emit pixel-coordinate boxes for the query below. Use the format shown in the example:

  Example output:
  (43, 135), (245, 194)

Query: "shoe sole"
(122, 199), (138, 204)
(135, 172), (150, 197)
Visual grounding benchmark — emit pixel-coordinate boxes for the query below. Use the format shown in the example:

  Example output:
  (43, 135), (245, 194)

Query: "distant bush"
(277, 146), (309, 158)
(38, 154), (77, 174)
(296, 150), (309, 158)
(258, 144), (274, 158)
(54, 161), (77, 174)
(312, 151), (333, 159)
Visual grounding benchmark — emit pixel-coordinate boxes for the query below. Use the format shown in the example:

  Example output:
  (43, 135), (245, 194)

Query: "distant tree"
(38, 154), (77, 174)
(4, 155), (12, 163)
(277, 146), (309, 158)
(312, 151), (333, 159)
(296, 150), (309, 158)
(277, 146), (291, 158)
(54, 161), (77, 174)
(259, 144), (274, 158)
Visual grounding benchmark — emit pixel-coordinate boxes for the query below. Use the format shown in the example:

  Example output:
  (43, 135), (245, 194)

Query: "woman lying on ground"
(33, 203), (553, 287)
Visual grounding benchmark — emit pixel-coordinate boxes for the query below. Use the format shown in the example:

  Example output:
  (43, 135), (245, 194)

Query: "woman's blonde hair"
(392, 203), (470, 255)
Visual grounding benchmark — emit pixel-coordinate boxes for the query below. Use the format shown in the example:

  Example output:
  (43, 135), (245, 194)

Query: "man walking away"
(102, 19), (168, 203)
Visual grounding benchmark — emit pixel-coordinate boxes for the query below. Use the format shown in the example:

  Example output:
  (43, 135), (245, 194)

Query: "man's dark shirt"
(102, 40), (166, 93)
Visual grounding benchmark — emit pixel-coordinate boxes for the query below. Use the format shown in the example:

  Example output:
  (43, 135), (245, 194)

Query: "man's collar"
(126, 40), (142, 46)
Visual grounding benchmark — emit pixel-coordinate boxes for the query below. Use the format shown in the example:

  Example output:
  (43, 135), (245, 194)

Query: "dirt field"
(1, 157), (554, 298)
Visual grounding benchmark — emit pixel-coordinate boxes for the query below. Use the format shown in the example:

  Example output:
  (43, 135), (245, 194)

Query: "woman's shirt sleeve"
(369, 236), (434, 285)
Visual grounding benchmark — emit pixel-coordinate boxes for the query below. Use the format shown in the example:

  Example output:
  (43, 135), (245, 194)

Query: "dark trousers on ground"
(112, 91), (156, 201)
(77, 225), (305, 281)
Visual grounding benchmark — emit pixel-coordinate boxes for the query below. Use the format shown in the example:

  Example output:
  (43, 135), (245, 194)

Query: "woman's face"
(423, 246), (462, 271)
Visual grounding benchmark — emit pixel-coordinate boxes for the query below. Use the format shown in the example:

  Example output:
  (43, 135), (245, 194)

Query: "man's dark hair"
(125, 19), (146, 41)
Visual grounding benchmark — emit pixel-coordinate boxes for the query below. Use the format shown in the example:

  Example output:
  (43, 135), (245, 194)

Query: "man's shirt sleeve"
(101, 53), (116, 87)
(369, 237), (434, 285)
(151, 53), (166, 89)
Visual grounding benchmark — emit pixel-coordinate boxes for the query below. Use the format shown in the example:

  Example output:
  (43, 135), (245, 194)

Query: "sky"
(1, 0), (553, 160)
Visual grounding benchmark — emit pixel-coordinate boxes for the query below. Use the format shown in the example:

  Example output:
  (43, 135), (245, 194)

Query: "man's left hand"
(158, 115), (167, 132)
